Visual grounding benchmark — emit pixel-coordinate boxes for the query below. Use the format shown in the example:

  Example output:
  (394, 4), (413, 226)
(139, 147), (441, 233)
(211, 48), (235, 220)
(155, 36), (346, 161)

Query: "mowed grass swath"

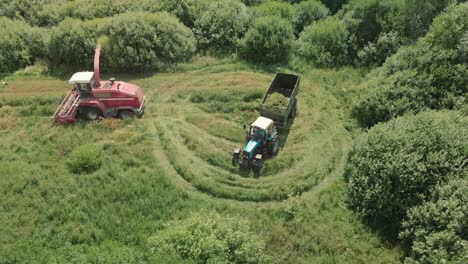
(0, 58), (400, 263)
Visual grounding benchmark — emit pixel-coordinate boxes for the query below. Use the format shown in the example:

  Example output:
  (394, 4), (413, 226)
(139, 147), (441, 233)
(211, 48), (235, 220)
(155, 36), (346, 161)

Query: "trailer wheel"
(82, 107), (102, 121)
(119, 110), (134, 119)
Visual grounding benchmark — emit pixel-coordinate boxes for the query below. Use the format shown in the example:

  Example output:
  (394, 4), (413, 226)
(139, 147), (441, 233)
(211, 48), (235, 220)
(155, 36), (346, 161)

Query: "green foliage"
(105, 12), (196, 71)
(48, 12), (196, 71)
(320, 0), (348, 14)
(160, 0), (201, 28)
(0, 18), (48, 73)
(296, 16), (351, 67)
(339, 0), (383, 49)
(48, 17), (101, 69)
(148, 212), (270, 264)
(292, 0), (329, 35)
(380, 0), (457, 41)
(251, 0), (294, 20)
(345, 111), (468, 239)
(357, 31), (403, 67)
(0, 0), (67, 27)
(194, 0), (249, 53)
(242, 0), (263, 6)
(336, 0), (462, 65)
(240, 16), (294, 64)
(67, 144), (103, 174)
(400, 179), (468, 264)
(353, 3), (468, 127)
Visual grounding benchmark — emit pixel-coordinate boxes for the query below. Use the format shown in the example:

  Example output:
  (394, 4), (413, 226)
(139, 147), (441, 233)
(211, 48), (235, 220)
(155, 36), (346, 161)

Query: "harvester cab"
(52, 45), (146, 124)
(232, 116), (280, 174)
(68, 72), (95, 98)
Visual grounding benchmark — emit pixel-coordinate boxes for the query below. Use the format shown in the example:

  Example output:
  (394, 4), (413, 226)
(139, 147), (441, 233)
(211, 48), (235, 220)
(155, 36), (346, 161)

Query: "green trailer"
(259, 73), (300, 128)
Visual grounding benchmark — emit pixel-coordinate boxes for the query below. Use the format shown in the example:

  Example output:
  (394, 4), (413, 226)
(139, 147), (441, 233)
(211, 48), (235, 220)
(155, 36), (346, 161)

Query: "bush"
(105, 12), (196, 71)
(344, 111), (468, 239)
(240, 16), (294, 64)
(296, 16), (351, 67)
(148, 212), (270, 264)
(48, 17), (101, 70)
(400, 179), (468, 264)
(48, 12), (196, 71)
(0, 0), (67, 27)
(353, 3), (468, 127)
(380, 0), (457, 41)
(292, 0), (329, 35)
(67, 145), (103, 174)
(251, 0), (294, 20)
(0, 17), (47, 73)
(357, 31), (402, 67)
(194, 0), (249, 53)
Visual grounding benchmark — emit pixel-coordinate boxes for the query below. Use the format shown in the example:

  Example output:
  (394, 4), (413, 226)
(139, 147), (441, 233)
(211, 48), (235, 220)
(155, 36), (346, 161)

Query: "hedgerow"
(48, 12), (196, 71)
(0, 17), (48, 73)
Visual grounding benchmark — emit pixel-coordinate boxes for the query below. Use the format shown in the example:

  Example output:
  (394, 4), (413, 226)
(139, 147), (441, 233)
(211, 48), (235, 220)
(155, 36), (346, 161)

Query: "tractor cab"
(68, 72), (96, 98)
(248, 116), (274, 141)
(233, 116), (280, 174)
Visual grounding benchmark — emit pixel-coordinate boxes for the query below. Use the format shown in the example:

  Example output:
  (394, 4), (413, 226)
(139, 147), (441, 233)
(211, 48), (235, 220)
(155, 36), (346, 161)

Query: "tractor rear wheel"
(270, 138), (280, 155)
(82, 107), (102, 121)
(119, 110), (134, 119)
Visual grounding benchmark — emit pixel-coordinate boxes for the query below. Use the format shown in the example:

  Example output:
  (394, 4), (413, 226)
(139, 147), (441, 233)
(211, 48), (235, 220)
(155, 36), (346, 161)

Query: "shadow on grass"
(278, 115), (296, 149)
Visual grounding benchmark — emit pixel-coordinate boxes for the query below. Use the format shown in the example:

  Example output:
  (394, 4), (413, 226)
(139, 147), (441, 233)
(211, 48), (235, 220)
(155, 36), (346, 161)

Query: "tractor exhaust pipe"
(94, 44), (101, 87)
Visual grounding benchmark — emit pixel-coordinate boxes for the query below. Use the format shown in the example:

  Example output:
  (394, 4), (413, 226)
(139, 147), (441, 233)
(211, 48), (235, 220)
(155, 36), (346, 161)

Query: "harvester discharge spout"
(94, 44), (101, 87)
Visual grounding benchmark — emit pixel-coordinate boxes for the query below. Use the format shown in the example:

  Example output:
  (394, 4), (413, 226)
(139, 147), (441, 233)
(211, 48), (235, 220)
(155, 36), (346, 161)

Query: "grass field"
(0, 57), (401, 263)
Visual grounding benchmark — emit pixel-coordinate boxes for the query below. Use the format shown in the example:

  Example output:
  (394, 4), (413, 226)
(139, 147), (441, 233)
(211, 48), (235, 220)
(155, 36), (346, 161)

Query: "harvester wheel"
(82, 107), (102, 121)
(119, 110), (134, 119)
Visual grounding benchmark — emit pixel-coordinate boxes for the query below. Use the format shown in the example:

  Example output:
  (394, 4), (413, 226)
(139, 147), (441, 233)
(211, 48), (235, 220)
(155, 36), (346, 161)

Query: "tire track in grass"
(142, 69), (351, 204)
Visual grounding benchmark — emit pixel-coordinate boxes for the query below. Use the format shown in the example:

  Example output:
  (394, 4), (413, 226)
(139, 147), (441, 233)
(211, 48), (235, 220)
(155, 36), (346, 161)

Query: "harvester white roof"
(251, 116), (274, 130)
(68, 72), (94, 84)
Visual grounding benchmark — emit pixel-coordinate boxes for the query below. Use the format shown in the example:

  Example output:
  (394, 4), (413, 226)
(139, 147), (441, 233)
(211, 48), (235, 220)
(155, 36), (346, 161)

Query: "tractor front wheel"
(232, 154), (239, 166)
(119, 110), (134, 119)
(82, 107), (102, 121)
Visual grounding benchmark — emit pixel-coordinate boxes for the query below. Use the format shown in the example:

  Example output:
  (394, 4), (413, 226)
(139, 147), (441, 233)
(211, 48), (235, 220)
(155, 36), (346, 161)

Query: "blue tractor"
(232, 116), (280, 173)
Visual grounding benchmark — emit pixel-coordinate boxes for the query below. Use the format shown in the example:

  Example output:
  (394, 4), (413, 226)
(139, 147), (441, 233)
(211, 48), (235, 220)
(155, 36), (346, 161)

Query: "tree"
(148, 212), (270, 264)
(400, 179), (468, 264)
(292, 0), (329, 35)
(344, 111), (468, 239)
(193, 0), (249, 53)
(296, 16), (351, 67)
(240, 16), (294, 64)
